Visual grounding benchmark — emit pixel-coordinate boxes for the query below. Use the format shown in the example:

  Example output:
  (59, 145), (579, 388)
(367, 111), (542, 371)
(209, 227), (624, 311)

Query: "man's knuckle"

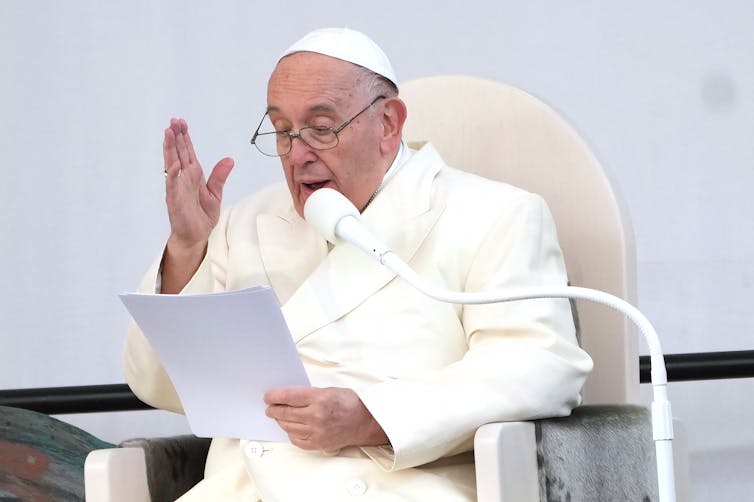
(312, 408), (328, 423)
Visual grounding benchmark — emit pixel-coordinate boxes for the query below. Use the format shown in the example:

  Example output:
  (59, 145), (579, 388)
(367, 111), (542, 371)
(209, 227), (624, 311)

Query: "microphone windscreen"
(303, 188), (360, 242)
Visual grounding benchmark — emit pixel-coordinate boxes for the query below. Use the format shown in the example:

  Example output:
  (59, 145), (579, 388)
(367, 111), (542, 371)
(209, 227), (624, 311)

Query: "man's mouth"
(303, 181), (329, 191)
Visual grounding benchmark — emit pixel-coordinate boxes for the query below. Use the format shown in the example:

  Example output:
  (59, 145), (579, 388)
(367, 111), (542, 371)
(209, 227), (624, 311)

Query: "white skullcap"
(280, 27), (398, 87)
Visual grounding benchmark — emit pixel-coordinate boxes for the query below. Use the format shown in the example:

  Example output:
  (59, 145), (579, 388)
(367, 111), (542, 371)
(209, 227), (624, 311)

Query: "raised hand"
(161, 118), (234, 293)
(264, 387), (388, 451)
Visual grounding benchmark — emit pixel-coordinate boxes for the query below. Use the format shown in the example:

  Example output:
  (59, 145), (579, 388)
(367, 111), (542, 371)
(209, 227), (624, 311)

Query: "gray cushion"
(536, 405), (658, 502)
(119, 435), (211, 502)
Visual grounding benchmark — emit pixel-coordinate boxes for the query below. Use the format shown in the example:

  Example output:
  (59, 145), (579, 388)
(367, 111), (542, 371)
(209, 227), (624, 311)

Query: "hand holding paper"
(264, 386), (388, 450)
(120, 286), (310, 441)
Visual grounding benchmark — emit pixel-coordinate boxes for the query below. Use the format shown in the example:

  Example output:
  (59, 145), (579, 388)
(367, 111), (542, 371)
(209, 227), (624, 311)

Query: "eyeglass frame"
(250, 95), (387, 157)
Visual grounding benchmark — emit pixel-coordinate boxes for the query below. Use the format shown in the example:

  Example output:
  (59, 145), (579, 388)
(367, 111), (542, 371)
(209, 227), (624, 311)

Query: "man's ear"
(379, 97), (407, 155)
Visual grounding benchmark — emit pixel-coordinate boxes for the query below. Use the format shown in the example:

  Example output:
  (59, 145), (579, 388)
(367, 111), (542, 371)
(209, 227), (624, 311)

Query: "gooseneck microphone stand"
(305, 188), (676, 502)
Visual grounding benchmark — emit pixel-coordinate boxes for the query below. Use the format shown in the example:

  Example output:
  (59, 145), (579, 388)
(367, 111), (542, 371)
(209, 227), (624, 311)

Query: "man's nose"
(287, 134), (317, 165)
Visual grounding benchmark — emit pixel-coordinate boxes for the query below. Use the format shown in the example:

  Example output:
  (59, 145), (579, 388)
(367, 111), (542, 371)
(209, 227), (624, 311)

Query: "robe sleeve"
(358, 194), (593, 471)
(123, 208), (233, 413)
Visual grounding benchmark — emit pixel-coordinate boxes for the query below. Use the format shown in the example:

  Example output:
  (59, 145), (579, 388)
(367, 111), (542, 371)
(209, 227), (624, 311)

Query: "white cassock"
(124, 143), (593, 501)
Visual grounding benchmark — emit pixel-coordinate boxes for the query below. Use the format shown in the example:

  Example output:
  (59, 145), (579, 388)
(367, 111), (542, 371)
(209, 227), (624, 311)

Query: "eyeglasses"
(250, 95), (386, 157)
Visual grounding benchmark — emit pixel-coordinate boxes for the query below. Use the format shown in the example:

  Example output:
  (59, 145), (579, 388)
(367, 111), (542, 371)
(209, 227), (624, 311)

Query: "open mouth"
(304, 181), (328, 191)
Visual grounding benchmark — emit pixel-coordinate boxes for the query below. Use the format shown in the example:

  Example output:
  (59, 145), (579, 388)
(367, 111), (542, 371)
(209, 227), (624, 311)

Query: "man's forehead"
(267, 53), (365, 111)
(271, 52), (364, 84)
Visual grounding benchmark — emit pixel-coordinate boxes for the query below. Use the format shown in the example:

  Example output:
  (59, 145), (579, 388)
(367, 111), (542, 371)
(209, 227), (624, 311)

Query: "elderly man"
(125, 28), (592, 501)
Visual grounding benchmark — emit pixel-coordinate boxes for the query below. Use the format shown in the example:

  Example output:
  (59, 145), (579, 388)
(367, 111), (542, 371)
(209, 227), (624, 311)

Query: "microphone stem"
(379, 251), (677, 502)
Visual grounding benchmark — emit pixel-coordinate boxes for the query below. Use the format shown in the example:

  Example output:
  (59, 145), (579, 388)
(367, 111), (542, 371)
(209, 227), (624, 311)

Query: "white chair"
(400, 75), (687, 501)
(401, 75), (639, 406)
(86, 75), (688, 501)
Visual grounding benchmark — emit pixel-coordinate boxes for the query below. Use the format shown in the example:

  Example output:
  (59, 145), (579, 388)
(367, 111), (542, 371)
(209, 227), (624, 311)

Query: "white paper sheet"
(120, 286), (310, 441)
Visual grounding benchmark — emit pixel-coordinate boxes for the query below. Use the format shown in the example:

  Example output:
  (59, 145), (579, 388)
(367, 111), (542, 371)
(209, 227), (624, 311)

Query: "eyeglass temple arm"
(250, 111), (269, 144)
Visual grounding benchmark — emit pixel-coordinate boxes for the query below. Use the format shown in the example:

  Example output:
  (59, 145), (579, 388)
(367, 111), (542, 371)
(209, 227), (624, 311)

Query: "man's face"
(266, 52), (389, 218)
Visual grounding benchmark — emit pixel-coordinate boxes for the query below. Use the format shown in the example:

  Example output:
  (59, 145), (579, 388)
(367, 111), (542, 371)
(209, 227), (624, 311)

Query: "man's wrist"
(165, 235), (208, 260)
(358, 402), (389, 446)
(161, 237), (208, 294)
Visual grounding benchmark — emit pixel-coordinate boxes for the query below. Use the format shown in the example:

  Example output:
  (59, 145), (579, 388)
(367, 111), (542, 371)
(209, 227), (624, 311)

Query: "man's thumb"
(207, 157), (235, 199)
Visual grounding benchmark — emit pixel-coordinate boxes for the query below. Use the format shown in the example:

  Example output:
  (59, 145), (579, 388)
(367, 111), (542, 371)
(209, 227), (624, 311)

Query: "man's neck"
(363, 140), (409, 211)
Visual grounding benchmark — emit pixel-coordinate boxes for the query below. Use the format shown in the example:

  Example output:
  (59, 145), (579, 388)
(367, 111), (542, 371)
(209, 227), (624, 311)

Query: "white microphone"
(303, 187), (392, 261)
(304, 187), (676, 502)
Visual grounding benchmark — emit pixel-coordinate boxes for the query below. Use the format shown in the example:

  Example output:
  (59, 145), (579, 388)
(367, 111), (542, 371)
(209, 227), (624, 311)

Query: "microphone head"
(303, 188), (360, 242)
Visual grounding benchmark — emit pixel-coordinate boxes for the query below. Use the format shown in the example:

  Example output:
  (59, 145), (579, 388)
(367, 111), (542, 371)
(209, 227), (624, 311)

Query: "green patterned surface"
(0, 405), (113, 501)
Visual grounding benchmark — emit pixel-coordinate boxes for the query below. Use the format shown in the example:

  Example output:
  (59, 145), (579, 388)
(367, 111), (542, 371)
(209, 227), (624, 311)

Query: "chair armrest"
(85, 435), (211, 502)
(85, 447), (150, 502)
(474, 421), (539, 502)
(475, 405), (661, 502)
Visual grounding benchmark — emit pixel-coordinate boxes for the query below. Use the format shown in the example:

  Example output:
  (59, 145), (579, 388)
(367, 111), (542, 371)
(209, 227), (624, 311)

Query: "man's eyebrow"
(266, 102), (339, 115)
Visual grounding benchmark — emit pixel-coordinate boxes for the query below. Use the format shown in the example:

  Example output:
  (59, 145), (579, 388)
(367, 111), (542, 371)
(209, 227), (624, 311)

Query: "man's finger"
(289, 434), (316, 450)
(182, 119), (199, 165)
(264, 387), (314, 407)
(272, 420), (319, 449)
(173, 122), (193, 172)
(206, 157), (234, 201)
(273, 417), (310, 434)
(163, 127), (180, 176)
(266, 404), (307, 424)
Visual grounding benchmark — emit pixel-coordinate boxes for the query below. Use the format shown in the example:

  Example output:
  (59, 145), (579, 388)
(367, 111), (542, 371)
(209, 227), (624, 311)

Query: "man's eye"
(308, 126), (333, 138)
(270, 120), (291, 132)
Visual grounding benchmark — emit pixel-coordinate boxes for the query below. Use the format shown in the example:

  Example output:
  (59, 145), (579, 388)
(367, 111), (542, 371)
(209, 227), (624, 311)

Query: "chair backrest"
(400, 75), (639, 404)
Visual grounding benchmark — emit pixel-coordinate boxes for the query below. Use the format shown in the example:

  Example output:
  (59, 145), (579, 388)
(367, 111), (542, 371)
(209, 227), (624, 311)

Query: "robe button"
(244, 441), (265, 458)
(346, 478), (367, 496)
